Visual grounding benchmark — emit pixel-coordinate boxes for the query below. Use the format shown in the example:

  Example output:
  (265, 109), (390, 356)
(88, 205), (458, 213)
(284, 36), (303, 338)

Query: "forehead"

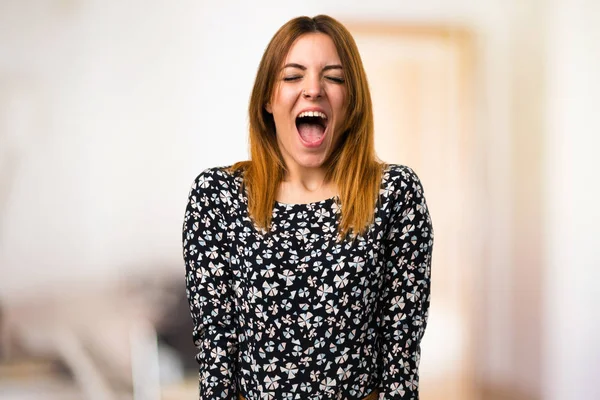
(283, 33), (341, 65)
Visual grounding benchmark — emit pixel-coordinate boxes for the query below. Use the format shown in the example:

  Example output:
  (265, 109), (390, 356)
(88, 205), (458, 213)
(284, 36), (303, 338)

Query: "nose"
(302, 75), (322, 99)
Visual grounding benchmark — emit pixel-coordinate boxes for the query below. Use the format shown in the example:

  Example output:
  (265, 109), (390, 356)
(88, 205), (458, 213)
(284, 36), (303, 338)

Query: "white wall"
(544, 0), (600, 399)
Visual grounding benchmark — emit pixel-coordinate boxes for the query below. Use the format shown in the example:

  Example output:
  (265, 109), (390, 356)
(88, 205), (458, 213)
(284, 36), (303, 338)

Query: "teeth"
(298, 111), (327, 119)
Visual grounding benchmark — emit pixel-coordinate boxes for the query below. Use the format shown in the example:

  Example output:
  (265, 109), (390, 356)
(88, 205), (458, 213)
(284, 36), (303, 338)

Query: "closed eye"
(283, 75), (344, 83)
(326, 76), (345, 83)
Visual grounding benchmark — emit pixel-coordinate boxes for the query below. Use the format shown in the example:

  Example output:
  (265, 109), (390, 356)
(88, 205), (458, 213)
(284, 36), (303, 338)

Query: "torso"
(183, 162), (433, 400)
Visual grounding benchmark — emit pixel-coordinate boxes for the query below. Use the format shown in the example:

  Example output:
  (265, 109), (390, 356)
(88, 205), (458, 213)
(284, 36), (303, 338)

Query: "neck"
(282, 164), (329, 192)
(276, 163), (338, 204)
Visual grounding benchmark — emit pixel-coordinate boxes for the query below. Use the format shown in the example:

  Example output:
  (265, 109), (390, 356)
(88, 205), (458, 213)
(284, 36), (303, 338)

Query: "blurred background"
(0, 0), (598, 399)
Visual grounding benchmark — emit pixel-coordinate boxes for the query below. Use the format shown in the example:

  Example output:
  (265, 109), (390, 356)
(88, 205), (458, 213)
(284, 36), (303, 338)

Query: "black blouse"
(182, 164), (434, 400)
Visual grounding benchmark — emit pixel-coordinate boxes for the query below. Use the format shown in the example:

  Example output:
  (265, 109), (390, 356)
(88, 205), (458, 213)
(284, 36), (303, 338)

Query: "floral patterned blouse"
(182, 164), (434, 400)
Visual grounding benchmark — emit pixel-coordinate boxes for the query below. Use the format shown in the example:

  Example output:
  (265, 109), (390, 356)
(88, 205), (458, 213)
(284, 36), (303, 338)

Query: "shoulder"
(189, 165), (241, 194)
(382, 163), (426, 195)
(380, 164), (432, 234)
(379, 163), (430, 220)
(186, 165), (244, 211)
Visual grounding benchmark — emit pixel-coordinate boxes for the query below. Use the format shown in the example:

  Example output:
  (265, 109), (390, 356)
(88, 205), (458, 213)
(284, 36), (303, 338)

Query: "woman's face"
(266, 32), (347, 172)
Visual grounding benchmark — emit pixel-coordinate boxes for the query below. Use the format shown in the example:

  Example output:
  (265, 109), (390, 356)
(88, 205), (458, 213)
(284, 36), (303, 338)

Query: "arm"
(377, 167), (434, 399)
(182, 169), (238, 399)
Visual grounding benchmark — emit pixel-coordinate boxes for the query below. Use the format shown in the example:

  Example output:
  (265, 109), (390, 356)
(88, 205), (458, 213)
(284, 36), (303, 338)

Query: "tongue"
(297, 123), (325, 143)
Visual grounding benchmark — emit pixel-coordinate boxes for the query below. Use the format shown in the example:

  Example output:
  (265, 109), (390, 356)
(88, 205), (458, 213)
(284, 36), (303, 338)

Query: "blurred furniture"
(0, 270), (192, 400)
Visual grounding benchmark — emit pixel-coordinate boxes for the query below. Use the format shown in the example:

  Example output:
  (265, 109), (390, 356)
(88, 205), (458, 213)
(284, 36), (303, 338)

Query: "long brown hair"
(230, 15), (382, 238)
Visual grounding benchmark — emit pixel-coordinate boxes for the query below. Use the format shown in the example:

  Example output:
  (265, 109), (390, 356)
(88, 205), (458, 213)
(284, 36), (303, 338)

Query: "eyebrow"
(283, 63), (343, 71)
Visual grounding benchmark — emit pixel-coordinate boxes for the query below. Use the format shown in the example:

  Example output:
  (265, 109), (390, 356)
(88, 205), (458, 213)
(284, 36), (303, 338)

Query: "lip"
(295, 107), (329, 148)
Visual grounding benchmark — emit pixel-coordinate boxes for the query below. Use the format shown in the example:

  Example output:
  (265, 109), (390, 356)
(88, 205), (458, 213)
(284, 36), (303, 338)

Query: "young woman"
(182, 15), (434, 400)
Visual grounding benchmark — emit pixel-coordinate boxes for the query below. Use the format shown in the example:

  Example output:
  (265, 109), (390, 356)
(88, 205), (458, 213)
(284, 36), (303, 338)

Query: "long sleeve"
(182, 169), (239, 399)
(377, 167), (434, 399)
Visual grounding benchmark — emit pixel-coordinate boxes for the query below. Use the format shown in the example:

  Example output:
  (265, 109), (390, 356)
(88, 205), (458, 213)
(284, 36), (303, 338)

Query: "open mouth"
(295, 110), (328, 145)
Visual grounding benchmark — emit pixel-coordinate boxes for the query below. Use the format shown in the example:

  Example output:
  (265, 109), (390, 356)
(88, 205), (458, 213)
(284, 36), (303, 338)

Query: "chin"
(294, 153), (328, 169)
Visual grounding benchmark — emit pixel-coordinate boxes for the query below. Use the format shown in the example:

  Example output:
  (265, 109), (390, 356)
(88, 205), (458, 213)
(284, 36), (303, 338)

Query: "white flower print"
(280, 299), (292, 311)
(337, 365), (352, 380)
(208, 261), (224, 277)
(282, 327), (294, 339)
(316, 283), (333, 298)
(403, 271), (416, 287)
(281, 362), (298, 379)
(322, 222), (336, 233)
(260, 263), (276, 278)
(281, 314), (293, 326)
(278, 269), (296, 286)
(333, 272), (350, 289)
(315, 208), (330, 221)
(265, 325), (276, 338)
(332, 258), (346, 271)
(315, 353), (327, 366)
(205, 245), (219, 260)
(389, 295), (405, 311)
(289, 252), (299, 264)
(267, 303), (279, 315)
(300, 382), (312, 393)
(340, 293), (350, 307)
(248, 286), (262, 302)
(389, 381), (406, 397)
(310, 369), (320, 382)
(325, 300), (339, 316)
(291, 344), (302, 357)
(298, 312), (313, 329)
(262, 281), (280, 296)
(314, 337), (325, 348)
(349, 256), (365, 272)
(320, 377), (337, 391)
(295, 228), (310, 242)
(264, 375), (281, 390)
(334, 347), (350, 364)
(196, 174), (213, 188)
(254, 304), (267, 320)
(219, 188), (231, 203)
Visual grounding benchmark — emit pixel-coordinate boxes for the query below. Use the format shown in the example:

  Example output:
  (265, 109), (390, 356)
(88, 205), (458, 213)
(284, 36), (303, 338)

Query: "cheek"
(329, 89), (347, 113)
(273, 88), (297, 111)
(271, 94), (297, 135)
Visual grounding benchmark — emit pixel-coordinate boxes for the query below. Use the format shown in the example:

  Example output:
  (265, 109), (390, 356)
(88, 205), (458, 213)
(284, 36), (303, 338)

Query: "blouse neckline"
(273, 195), (339, 209)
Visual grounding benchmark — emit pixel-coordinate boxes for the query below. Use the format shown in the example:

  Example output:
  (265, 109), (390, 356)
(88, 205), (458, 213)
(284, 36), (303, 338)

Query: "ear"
(265, 102), (272, 114)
